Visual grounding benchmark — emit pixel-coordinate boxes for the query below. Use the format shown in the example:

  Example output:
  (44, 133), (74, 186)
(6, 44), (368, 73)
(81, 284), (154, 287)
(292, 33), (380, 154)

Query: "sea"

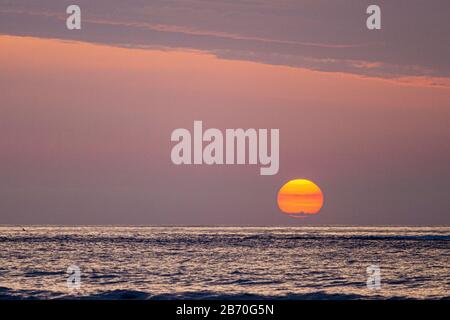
(0, 226), (448, 300)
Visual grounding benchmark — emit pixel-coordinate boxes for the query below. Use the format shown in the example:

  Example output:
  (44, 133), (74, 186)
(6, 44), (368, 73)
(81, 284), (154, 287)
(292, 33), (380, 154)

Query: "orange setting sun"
(277, 179), (324, 217)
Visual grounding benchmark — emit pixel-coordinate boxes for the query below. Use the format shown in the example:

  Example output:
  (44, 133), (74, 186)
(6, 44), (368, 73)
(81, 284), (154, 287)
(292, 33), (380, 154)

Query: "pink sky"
(1, 34), (449, 225)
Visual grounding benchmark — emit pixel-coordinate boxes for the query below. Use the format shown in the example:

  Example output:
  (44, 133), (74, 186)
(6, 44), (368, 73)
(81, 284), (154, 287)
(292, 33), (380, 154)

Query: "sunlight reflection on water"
(0, 226), (448, 299)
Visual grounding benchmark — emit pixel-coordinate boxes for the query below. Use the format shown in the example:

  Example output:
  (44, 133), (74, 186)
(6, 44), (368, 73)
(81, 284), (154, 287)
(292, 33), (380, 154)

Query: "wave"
(284, 235), (450, 241)
(24, 270), (66, 277)
(0, 287), (64, 300)
(1, 234), (449, 245)
(0, 287), (412, 300)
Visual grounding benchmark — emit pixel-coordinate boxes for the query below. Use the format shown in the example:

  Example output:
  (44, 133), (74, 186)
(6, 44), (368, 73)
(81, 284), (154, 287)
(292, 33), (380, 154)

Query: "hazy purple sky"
(1, 1), (449, 225)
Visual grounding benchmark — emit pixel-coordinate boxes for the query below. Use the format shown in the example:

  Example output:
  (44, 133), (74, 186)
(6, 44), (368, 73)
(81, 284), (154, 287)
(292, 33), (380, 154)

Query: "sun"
(277, 179), (324, 217)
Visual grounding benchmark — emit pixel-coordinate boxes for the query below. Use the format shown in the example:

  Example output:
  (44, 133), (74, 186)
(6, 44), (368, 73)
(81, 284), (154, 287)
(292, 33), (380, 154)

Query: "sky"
(1, 1), (449, 225)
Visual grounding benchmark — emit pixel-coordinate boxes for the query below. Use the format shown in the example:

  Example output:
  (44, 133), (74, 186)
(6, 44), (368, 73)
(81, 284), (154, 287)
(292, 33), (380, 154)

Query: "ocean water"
(0, 226), (448, 300)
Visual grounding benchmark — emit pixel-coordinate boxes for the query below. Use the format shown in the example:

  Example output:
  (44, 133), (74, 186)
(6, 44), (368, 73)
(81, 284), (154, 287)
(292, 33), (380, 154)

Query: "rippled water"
(0, 226), (448, 299)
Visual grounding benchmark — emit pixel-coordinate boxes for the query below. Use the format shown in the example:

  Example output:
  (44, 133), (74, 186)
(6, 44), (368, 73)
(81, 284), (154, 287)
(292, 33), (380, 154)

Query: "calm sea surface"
(0, 226), (448, 299)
